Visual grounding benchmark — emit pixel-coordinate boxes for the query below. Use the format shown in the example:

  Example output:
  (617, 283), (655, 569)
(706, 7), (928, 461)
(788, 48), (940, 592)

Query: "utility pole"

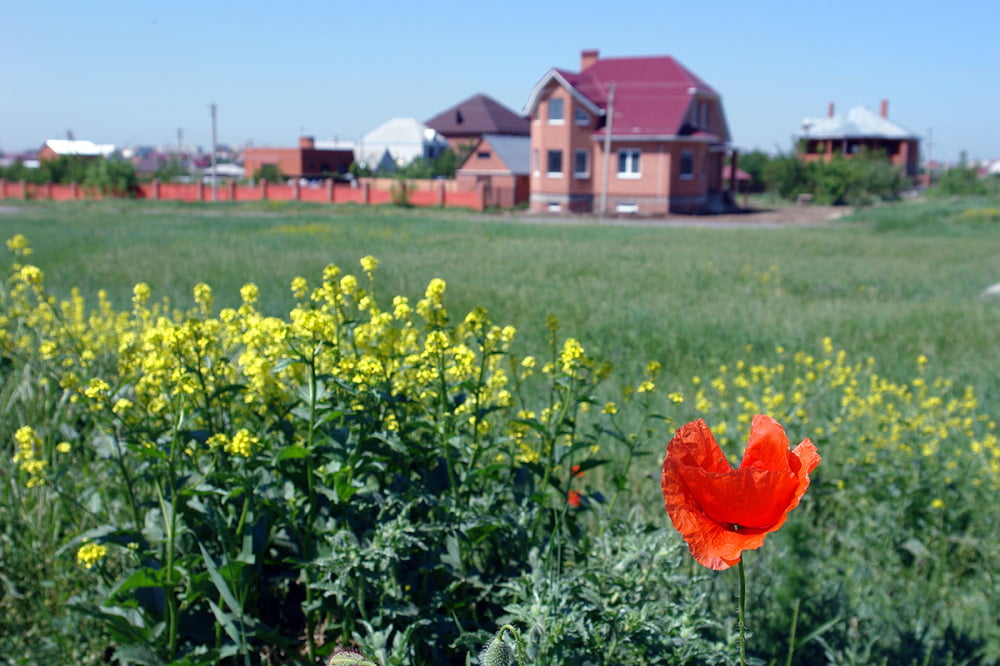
(599, 83), (616, 217)
(210, 103), (218, 201)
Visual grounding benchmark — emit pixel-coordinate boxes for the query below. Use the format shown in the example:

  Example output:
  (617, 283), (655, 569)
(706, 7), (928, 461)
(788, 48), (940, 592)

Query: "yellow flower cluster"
(676, 338), (998, 490)
(12, 425), (47, 488)
(2, 235), (558, 474)
(76, 541), (107, 569)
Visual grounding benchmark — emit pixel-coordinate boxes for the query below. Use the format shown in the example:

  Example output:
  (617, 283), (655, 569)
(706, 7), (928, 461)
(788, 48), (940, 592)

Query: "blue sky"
(3, 0), (998, 163)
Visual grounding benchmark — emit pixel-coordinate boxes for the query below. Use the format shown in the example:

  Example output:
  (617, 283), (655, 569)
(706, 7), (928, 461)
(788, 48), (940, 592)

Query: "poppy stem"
(738, 556), (747, 666)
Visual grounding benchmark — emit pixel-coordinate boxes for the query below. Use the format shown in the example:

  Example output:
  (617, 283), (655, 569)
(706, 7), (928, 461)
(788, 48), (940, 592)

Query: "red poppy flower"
(567, 489), (582, 508)
(661, 414), (820, 570)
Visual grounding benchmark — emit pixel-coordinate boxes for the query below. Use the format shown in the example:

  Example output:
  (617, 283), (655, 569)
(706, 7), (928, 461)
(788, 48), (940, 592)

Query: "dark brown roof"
(425, 93), (530, 138)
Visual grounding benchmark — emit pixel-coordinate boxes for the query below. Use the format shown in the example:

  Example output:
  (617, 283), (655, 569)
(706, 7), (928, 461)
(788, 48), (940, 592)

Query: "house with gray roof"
(799, 101), (919, 176)
(455, 133), (531, 208)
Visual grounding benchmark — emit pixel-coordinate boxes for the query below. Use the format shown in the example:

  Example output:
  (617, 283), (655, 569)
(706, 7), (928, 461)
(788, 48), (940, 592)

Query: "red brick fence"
(0, 178), (489, 211)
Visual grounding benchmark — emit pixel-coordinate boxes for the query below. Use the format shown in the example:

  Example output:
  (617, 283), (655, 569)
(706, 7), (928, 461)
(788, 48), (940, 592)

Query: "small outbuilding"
(455, 134), (531, 208)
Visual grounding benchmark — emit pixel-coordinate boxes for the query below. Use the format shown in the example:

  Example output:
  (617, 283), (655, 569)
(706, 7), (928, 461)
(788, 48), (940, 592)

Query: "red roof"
(425, 93), (530, 138)
(528, 53), (729, 142)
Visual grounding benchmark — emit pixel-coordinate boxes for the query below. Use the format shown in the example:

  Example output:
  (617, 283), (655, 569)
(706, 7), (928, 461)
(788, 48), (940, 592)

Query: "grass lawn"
(2, 197), (998, 394)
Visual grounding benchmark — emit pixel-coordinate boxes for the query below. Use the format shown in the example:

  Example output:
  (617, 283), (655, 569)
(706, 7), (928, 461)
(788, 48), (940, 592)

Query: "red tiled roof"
(529, 54), (728, 142)
(425, 93), (530, 137)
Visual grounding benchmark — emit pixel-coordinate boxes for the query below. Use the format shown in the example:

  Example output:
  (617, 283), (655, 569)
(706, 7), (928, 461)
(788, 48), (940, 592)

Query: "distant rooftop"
(801, 105), (917, 140)
(42, 139), (116, 157)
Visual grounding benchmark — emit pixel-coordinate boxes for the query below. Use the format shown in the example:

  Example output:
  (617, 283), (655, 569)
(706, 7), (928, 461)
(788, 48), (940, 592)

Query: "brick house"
(525, 49), (737, 214)
(425, 93), (530, 155)
(455, 134), (531, 208)
(242, 136), (354, 181)
(799, 101), (919, 177)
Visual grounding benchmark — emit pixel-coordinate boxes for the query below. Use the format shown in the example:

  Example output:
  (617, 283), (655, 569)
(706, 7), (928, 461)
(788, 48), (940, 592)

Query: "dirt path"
(502, 204), (848, 228)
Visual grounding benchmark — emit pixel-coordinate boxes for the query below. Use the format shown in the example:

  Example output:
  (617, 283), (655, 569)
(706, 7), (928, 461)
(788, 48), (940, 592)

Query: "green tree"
(735, 150), (770, 190)
(151, 156), (189, 182)
(252, 163), (285, 184)
(931, 166), (989, 196)
(84, 158), (139, 196)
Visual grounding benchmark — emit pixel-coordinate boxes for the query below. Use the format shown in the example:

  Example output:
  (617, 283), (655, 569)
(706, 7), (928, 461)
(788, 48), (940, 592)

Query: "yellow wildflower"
(76, 541), (108, 569)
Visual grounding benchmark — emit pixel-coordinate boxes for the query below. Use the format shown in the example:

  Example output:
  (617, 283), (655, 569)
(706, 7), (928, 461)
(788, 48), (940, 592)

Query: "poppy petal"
(661, 416), (821, 570)
(741, 414), (794, 473)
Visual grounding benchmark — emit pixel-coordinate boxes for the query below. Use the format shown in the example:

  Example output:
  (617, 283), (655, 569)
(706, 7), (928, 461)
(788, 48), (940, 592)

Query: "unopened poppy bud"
(480, 635), (514, 666)
(328, 649), (376, 666)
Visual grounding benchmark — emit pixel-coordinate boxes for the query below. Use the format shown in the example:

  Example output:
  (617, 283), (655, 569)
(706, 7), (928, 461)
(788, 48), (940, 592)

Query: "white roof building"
(358, 118), (449, 171)
(41, 139), (116, 157)
(801, 106), (917, 140)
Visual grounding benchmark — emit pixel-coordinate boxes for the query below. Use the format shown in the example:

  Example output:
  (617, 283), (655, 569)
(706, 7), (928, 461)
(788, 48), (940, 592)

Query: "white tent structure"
(359, 118), (449, 171)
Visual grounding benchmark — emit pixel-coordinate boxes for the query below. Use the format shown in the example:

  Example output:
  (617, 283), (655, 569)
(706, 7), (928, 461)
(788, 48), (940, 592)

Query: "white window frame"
(574, 107), (589, 126)
(679, 150), (695, 180)
(573, 149), (589, 178)
(546, 149), (563, 178)
(616, 202), (638, 214)
(617, 148), (641, 179)
(548, 98), (565, 125)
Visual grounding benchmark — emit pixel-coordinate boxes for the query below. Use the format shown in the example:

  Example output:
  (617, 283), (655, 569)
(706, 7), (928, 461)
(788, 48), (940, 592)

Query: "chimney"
(299, 136), (315, 149)
(828, 102), (835, 118)
(581, 49), (599, 71)
(880, 99), (889, 118)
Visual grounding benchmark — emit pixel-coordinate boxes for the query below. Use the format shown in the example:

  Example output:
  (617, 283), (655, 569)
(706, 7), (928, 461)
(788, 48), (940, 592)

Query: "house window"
(548, 98), (564, 125)
(575, 107), (589, 126)
(573, 149), (589, 178)
(700, 102), (709, 128)
(547, 201), (562, 212)
(533, 149), (540, 174)
(617, 149), (641, 178)
(477, 151), (491, 159)
(546, 150), (563, 177)
(616, 202), (638, 214)
(680, 150), (694, 179)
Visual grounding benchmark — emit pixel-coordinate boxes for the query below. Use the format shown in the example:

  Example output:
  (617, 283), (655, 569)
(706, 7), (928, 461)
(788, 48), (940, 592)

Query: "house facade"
(799, 101), (919, 177)
(243, 136), (354, 181)
(525, 49), (737, 215)
(455, 133), (531, 208)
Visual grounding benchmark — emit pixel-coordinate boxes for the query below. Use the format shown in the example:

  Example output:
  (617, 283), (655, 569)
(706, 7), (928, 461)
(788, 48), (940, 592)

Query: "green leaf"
(197, 543), (241, 616)
(276, 444), (310, 461)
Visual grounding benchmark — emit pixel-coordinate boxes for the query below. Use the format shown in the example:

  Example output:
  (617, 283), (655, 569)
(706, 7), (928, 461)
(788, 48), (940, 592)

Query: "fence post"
(261, 180), (268, 201)
(362, 181), (370, 205)
(437, 182), (446, 207)
(0, 179), (6, 200)
(196, 181), (205, 202)
(20, 180), (28, 200)
(71, 182), (80, 200)
(228, 180), (236, 201)
(326, 178), (334, 203)
(292, 179), (300, 201)
(152, 179), (161, 201)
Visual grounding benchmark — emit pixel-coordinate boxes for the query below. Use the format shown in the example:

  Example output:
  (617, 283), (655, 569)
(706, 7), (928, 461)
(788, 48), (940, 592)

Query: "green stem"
(738, 556), (747, 666)
(785, 597), (801, 666)
(303, 354), (319, 663)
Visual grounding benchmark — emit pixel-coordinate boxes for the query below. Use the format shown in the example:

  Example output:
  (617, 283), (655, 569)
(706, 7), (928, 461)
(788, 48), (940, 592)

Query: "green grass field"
(3, 197), (998, 393)
(2, 196), (999, 665)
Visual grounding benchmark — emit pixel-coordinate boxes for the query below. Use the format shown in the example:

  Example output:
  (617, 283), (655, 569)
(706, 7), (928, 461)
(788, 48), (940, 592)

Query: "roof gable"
(425, 94), (530, 137)
(524, 53), (729, 142)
